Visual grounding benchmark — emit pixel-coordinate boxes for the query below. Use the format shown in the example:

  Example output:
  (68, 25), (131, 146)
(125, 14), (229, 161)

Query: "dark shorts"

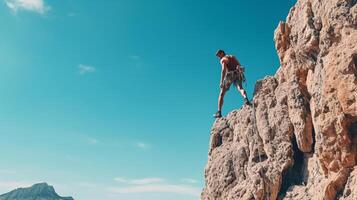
(222, 69), (243, 91)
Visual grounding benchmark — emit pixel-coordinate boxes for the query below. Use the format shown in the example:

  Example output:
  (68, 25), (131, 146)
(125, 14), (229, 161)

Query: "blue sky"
(0, 0), (296, 199)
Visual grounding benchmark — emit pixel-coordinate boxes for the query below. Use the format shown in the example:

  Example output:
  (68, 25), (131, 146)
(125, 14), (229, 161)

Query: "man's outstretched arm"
(220, 60), (227, 88)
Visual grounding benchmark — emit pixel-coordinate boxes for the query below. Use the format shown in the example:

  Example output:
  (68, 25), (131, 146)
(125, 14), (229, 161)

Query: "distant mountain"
(0, 183), (74, 200)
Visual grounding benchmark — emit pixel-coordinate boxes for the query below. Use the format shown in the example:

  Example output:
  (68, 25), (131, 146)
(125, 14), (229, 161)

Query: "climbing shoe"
(244, 98), (252, 106)
(213, 111), (222, 118)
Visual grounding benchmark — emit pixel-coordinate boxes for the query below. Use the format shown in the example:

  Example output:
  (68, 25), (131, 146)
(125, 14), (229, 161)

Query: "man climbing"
(214, 49), (251, 118)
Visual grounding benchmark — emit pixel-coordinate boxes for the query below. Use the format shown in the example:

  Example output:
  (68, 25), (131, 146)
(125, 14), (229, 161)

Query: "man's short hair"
(215, 49), (225, 56)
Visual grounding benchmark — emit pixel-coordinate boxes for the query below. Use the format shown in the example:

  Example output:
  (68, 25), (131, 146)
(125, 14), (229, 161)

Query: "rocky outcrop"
(0, 183), (74, 200)
(202, 0), (357, 199)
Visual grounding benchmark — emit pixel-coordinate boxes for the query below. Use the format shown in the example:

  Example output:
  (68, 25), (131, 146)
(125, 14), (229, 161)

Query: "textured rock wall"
(202, 0), (357, 199)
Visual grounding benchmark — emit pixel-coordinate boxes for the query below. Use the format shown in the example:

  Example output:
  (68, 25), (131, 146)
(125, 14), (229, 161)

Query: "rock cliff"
(201, 0), (357, 199)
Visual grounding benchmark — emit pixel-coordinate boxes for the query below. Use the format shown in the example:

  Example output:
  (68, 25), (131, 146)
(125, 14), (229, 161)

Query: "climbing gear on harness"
(222, 69), (242, 91)
(225, 55), (246, 83)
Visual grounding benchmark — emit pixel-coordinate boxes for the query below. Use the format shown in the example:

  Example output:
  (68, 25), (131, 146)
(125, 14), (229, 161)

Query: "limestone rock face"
(201, 0), (357, 199)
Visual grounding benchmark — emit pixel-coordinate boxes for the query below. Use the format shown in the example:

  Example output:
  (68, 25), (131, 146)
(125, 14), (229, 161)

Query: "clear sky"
(0, 0), (296, 199)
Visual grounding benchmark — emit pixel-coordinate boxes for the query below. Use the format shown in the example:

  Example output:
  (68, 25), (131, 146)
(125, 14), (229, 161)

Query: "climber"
(213, 49), (251, 118)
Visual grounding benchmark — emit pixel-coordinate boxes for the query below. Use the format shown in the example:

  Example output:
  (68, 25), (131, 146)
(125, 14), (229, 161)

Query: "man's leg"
(214, 89), (226, 118)
(236, 82), (251, 105)
(218, 89), (226, 112)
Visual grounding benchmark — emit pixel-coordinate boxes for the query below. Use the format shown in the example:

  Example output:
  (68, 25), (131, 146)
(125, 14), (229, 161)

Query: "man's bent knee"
(236, 83), (243, 91)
